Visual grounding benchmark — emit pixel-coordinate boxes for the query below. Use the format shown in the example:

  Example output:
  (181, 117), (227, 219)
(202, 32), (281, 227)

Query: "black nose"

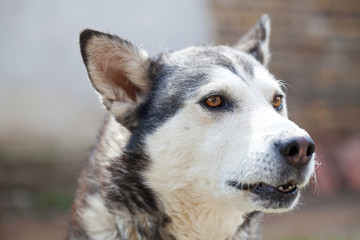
(278, 136), (315, 168)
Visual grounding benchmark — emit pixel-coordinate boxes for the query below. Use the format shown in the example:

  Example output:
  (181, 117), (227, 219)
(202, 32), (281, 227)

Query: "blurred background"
(0, 0), (359, 239)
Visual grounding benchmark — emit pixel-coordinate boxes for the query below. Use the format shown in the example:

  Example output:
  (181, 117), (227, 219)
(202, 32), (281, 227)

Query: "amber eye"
(205, 95), (223, 108)
(272, 95), (283, 109)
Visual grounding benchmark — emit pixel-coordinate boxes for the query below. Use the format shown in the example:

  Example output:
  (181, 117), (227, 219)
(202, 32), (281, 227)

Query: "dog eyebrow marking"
(236, 56), (254, 78)
(203, 50), (239, 77)
(242, 60), (254, 77)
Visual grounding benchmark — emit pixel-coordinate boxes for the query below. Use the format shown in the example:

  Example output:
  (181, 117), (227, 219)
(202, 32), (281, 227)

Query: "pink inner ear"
(102, 66), (141, 102)
(95, 52), (142, 102)
(113, 73), (141, 102)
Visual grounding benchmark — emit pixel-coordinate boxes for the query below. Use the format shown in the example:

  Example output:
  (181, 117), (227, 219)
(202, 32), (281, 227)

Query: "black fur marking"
(249, 43), (264, 65)
(105, 140), (158, 214)
(258, 17), (268, 42)
(79, 29), (95, 66)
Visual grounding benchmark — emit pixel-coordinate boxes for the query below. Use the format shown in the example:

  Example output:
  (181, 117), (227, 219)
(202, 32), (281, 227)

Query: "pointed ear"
(79, 29), (150, 130)
(235, 14), (271, 66)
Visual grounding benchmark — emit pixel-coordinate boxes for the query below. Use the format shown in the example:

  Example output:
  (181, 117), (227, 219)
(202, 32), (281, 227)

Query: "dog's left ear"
(235, 14), (271, 66)
(79, 29), (151, 131)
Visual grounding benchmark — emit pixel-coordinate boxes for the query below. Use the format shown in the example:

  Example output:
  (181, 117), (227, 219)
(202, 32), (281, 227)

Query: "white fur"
(144, 63), (315, 238)
(82, 194), (119, 240)
(99, 116), (130, 163)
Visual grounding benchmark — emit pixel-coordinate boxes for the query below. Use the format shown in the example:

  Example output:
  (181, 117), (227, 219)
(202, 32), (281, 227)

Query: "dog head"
(79, 14), (315, 213)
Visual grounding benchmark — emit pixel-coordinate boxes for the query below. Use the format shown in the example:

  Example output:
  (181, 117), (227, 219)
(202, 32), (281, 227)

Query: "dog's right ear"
(80, 29), (150, 130)
(235, 14), (271, 67)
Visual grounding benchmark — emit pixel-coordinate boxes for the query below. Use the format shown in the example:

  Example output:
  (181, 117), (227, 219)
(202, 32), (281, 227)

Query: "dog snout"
(278, 136), (315, 169)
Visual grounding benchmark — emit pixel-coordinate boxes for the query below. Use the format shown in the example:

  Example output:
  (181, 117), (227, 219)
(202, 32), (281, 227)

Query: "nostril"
(279, 141), (299, 157)
(306, 142), (315, 157)
(288, 144), (299, 157)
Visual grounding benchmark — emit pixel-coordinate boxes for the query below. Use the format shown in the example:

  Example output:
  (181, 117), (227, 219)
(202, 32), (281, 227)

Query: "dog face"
(144, 47), (315, 213)
(80, 15), (315, 214)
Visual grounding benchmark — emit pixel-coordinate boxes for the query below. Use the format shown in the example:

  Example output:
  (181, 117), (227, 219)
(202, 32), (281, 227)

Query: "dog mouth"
(227, 181), (298, 197)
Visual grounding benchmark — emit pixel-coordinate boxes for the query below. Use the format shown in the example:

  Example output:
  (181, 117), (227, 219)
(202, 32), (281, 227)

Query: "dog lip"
(227, 180), (299, 196)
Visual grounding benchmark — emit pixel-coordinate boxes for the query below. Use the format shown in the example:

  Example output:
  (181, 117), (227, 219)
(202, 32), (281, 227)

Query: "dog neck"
(154, 186), (248, 240)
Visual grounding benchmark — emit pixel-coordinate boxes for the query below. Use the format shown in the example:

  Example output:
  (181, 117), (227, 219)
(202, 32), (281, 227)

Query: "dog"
(67, 14), (316, 240)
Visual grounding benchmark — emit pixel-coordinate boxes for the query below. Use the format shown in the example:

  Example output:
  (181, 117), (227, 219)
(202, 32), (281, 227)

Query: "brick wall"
(210, 0), (360, 194)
